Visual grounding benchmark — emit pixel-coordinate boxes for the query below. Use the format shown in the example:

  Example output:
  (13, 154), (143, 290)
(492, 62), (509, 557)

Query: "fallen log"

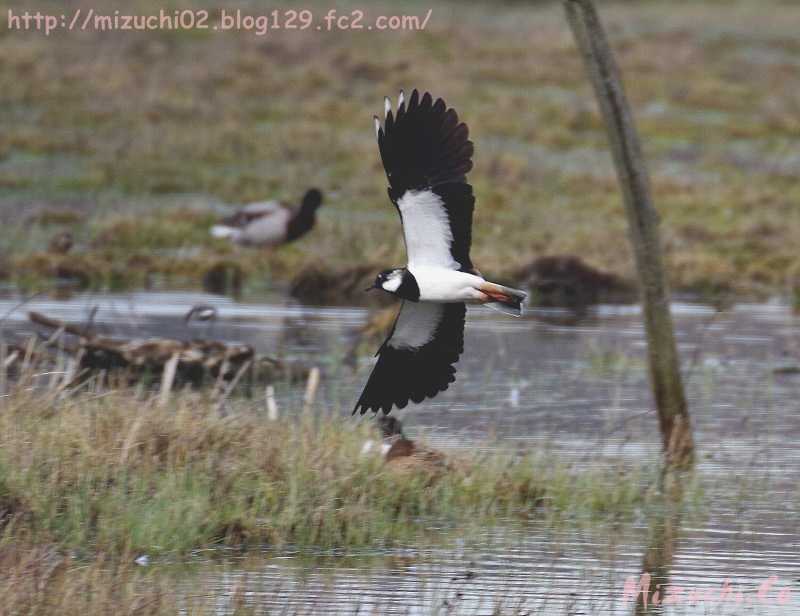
(27, 311), (310, 389)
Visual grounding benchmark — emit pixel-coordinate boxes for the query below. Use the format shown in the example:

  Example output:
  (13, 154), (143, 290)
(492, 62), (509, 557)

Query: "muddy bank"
(289, 263), (394, 307)
(514, 255), (638, 308)
(290, 256), (638, 310)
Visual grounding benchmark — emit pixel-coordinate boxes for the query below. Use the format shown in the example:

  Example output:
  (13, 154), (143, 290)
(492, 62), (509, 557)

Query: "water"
(2, 289), (799, 614)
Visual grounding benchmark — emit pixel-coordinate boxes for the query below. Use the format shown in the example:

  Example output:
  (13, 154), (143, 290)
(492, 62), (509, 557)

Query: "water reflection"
(632, 473), (686, 615)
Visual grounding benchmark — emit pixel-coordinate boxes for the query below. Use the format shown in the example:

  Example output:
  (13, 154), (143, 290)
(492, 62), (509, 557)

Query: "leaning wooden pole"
(564, 0), (694, 468)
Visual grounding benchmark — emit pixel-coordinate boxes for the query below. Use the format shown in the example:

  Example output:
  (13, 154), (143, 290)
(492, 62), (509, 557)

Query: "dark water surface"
(2, 290), (798, 614)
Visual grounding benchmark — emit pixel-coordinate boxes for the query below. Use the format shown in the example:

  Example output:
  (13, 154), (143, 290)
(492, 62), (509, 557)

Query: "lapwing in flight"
(353, 90), (527, 415)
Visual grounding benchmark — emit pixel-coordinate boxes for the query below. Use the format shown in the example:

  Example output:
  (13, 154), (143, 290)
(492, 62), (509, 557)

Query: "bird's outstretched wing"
(353, 301), (466, 415)
(374, 89), (475, 272)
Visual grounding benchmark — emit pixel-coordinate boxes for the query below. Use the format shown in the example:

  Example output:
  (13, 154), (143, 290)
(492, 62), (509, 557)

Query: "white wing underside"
(388, 301), (443, 350)
(397, 190), (459, 270)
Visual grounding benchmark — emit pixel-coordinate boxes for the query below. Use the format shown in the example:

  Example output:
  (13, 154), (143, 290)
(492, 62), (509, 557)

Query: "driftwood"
(27, 311), (309, 389)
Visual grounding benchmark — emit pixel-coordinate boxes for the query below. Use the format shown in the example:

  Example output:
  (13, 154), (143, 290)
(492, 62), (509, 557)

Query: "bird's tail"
(210, 225), (238, 239)
(480, 281), (528, 317)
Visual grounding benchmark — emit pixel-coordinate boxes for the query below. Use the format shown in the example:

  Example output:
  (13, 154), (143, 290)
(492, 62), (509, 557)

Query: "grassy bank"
(0, 382), (667, 613)
(0, 385), (654, 558)
(2, 1), (800, 300)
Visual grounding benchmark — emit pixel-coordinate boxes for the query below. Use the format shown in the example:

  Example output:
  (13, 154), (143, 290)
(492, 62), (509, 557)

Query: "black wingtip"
(376, 88), (473, 194)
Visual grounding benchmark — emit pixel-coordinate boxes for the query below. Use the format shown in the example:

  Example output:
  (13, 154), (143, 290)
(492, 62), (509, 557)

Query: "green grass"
(0, 384), (659, 558)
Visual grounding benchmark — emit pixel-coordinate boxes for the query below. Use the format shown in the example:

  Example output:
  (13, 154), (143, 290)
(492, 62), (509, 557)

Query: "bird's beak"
(364, 284), (377, 292)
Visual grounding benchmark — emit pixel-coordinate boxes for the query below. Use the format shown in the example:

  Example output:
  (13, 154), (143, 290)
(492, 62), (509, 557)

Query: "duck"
(352, 90), (528, 416)
(211, 188), (323, 248)
(362, 415), (447, 472)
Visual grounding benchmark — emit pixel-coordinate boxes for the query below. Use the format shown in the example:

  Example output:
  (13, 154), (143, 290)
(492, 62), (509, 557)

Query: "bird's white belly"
(410, 266), (485, 302)
(240, 211), (291, 246)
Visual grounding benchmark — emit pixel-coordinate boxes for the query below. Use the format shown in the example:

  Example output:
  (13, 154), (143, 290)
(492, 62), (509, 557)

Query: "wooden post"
(302, 367), (320, 415)
(158, 352), (179, 408)
(564, 0), (694, 467)
(265, 385), (279, 421)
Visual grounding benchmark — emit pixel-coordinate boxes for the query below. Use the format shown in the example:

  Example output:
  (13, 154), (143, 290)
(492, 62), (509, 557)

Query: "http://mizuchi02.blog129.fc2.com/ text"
(5, 7), (434, 36)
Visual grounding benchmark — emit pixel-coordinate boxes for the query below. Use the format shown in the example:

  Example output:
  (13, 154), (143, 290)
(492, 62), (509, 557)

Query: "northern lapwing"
(211, 188), (323, 248)
(353, 90), (528, 415)
(361, 415), (447, 471)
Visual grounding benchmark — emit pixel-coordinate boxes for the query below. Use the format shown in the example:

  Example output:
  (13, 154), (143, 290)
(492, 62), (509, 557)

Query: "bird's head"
(301, 188), (323, 212)
(376, 414), (404, 439)
(367, 268), (406, 295)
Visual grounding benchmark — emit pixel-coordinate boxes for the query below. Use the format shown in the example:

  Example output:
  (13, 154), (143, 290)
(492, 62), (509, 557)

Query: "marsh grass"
(0, 378), (669, 615)
(0, 383), (657, 560)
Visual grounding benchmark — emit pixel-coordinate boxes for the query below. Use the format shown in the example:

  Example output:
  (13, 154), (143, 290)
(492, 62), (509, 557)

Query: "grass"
(0, 372), (671, 613)
(0, 384), (657, 558)
(2, 1), (800, 301)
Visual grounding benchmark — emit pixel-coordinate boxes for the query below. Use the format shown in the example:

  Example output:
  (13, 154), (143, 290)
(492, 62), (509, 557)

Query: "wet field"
(2, 288), (798, 614)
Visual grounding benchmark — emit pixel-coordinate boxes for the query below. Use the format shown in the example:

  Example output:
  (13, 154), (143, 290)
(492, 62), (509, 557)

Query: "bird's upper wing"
(216, 201), (284, 228)
(375, 89), (475, 272)
(238, 208), (292, 245)
(353, 301), (466, 415)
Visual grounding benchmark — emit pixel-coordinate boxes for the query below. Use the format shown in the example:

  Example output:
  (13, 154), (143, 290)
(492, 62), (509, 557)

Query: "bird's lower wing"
(353, 301), (466, 415)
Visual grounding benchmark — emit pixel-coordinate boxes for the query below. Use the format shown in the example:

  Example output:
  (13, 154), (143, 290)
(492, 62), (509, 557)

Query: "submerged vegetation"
(1, 1), (800, 301)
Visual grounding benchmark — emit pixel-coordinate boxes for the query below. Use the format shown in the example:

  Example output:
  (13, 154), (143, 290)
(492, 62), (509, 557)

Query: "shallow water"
(2, 289), (799, 614)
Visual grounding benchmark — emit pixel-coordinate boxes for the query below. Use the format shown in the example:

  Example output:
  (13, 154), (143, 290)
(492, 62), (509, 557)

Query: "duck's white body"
(211, 189), (323, 248)
(211, 201), (290, 246)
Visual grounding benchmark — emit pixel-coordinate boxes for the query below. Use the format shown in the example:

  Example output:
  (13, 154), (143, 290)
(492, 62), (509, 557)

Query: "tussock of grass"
(0, 386), (653, 559)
